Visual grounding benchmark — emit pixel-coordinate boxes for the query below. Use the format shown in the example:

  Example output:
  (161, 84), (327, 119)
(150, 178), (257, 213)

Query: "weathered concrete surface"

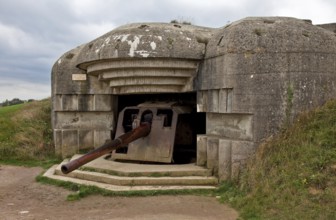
(51, 23), (214, 158)
(197, 17), (336, 179)
(52, 46), (116, 156)
(74, 23), (214, 62)
(70, 154), (212, 177)
(199, 17), (336, 141)
(46, 165), (217, 191)
(85, 59), (199, 94)
(52, 17), (336, 182)
(318, 23), (336, 33)
(46, 155), (217, 191)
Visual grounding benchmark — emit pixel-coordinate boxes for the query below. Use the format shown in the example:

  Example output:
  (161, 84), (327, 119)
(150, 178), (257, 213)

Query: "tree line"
(0, 98), (35, 107)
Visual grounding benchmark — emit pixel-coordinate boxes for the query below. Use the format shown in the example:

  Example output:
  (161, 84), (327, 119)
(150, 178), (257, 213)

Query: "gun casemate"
(61, 102), (195, 174)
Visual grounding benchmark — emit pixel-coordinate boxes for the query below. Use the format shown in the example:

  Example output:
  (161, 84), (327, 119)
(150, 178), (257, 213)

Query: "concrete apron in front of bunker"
(45, 156), (218, 191)
(46, 102), (218, 191)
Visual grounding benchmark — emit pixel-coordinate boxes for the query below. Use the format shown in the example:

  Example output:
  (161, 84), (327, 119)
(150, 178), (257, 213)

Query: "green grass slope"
(218, 100), (336, 219)
(0, 99), (58, 167)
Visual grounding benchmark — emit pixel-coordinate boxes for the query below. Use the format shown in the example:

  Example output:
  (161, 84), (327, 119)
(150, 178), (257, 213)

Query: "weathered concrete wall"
(51, 46), (116, 157)
(52, 18), (336, 181)
(74, 23), (214, 95)
(75, 23), (213, 63)
(83, 58), (200, 94)
(318, 23), (336, 33)
(196, 17), (336, 180)
(52, 23), (214, 157)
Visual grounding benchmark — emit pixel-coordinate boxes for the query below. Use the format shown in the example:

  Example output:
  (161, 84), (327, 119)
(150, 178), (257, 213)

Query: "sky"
(0, 0), (335, 102)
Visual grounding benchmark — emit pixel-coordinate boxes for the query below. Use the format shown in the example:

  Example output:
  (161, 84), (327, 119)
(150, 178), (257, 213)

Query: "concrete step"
(44, 165), (217, 191)
(43, 155), (218, 191)
(67, 154), (213, 177)
(55, 164), (218, 186)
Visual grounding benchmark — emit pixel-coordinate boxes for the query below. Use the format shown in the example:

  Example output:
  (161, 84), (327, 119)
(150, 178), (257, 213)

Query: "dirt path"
(0, 165), (238, 220)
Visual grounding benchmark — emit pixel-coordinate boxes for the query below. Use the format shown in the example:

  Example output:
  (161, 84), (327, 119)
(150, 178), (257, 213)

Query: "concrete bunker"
(52, 17), (336, 181)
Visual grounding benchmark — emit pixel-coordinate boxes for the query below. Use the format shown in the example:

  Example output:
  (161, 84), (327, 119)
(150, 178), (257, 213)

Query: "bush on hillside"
(218, 100), (336, 219)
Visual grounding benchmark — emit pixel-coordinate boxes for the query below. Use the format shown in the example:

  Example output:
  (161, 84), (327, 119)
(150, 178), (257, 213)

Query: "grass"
(217, 100), (336, 219)
(0, 103), (24, 142)
(0, 99), (61, 168)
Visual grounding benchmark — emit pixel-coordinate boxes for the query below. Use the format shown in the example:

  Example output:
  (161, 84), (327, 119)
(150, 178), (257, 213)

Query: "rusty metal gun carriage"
(61, 102), (197, 174)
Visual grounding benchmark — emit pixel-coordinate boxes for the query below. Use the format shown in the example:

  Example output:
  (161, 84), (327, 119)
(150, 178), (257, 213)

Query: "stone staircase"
(44, 154), (218, 191)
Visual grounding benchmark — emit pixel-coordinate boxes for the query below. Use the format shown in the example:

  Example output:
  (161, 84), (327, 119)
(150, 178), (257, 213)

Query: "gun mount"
(112, 102), (194, 163)
(61, 113), (152, 174)
(61, 102), (197, 174)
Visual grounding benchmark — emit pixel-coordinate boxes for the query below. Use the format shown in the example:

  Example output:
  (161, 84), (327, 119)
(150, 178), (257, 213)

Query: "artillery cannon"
(61, 114), (152, 174)
(61, 102), (195, 174)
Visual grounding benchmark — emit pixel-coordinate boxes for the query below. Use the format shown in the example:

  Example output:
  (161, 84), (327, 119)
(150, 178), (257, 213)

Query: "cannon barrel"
(61, 122), (151, 174)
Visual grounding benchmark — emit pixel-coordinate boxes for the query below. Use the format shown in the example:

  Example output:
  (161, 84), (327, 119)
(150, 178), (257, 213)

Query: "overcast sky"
(0, 0), (335, 102)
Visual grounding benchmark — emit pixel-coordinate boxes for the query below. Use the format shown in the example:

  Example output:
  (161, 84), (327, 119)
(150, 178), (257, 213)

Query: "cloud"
(0, 77), (50, 101)
(268, 0), (336, 24)
(70, 22), (117, 43)
(0, 0), (336, 102)
(0, 22), (32, 50)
